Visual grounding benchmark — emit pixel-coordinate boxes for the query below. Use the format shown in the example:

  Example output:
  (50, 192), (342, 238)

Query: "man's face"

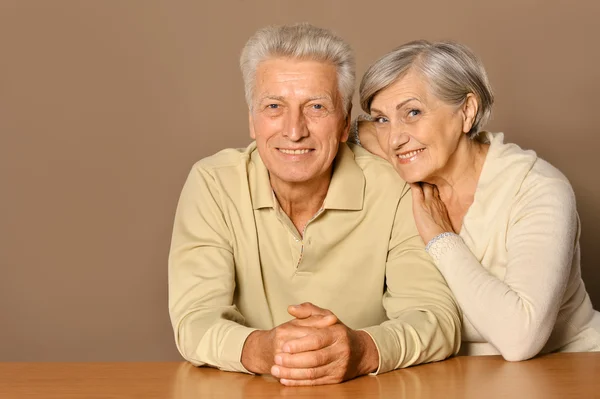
(249, 58), (350, 188)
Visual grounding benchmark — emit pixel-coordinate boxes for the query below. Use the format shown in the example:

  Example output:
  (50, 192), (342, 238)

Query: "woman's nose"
(390, 123), (409, 149)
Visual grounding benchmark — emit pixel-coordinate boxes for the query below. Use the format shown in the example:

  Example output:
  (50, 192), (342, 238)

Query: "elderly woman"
(353, 40), (600, 361)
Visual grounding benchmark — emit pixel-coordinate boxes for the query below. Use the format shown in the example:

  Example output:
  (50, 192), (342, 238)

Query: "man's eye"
(373, 116), (389, 123)
(267, 104), (279, 109)
(307, 104), (326, 112)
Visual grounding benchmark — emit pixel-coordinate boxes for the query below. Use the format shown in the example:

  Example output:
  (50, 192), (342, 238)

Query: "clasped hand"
(242, 302), (377, 386)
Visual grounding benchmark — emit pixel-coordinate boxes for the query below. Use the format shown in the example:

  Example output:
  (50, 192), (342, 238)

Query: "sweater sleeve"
(168, 164), (257, 373)
(426, 179), (578, 361)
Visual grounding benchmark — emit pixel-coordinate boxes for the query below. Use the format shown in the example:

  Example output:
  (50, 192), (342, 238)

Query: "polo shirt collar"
(249, 143), (274, 210)
(322, 143), (364, 210)
(249, 142), (365, 211)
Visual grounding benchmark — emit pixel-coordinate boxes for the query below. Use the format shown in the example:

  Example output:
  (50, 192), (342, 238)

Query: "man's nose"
(283, 108), (308, 141)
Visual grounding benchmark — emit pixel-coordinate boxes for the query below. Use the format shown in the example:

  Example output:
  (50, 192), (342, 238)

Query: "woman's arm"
(427, 179), (578, 361)
(350, 117), (388, 159)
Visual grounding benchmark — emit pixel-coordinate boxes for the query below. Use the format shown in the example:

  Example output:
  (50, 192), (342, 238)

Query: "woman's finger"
(421, 183), (434, 202)
(409, 183), (424, 205)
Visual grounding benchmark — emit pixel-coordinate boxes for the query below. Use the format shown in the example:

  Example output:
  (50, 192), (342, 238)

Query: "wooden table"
(1, 353), (599, 398)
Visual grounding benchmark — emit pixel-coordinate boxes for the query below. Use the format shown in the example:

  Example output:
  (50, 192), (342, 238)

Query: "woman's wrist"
(425, 232), (463, 263)
(425, 231), (459, 251)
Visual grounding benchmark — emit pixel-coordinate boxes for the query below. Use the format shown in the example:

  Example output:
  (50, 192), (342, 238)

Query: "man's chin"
(269, 169), (325, 186)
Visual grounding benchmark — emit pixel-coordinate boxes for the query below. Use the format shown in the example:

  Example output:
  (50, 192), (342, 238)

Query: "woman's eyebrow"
(371, 97), (419, 115)
(395, 97), (419, 110)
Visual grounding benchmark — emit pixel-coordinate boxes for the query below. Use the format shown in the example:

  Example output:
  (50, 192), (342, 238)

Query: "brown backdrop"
(1, 1), (599, 361)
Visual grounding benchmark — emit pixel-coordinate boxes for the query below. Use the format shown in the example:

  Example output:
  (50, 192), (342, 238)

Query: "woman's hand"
(409, 183), (455, 245)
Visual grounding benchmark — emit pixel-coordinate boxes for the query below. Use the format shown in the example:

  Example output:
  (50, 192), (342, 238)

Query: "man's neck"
(271, 172), (331, 236)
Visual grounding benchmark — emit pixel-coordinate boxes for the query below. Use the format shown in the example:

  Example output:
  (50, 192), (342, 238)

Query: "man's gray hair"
(240, 23), (355, 115)
(360, 40), (494, 138)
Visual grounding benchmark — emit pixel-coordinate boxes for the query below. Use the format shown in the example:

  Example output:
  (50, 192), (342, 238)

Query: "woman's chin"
(395, 169), (423, 184)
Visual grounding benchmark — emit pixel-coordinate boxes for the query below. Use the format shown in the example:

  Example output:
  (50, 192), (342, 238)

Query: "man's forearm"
(354, 330), (380, 376)
(241, 330), (274, 374)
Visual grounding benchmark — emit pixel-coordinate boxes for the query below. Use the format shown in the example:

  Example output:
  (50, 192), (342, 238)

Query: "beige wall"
(1, 0), (599, 361)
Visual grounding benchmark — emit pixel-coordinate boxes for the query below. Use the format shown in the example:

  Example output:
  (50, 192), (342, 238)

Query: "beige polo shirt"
(168, 142), (461, 374)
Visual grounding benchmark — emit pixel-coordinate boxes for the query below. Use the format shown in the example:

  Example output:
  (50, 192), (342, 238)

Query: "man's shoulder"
(194, 143), (256, 171)
(347, 142), (393, 171)
(183, 143), (259, 197)
(346, 142), (409, 195)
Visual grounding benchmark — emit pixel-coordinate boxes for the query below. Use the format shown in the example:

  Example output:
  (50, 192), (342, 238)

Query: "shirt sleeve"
(360, 186), (463, 374)
(426, 179), (578, 361)
(168, 163), (257, 373)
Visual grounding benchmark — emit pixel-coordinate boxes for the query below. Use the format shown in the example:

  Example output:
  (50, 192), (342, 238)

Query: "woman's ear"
(462, 93), (478, 134)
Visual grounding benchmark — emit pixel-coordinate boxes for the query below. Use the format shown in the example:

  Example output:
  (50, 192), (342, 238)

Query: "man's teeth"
(280, 149), (311, 155)
(398, 149), (424, 159)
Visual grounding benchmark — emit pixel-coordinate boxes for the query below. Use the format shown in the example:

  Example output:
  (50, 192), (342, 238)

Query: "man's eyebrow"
(370, 97), (419, 115)
(307, 95), (333, 102)
(257, 94), (335, 104)
(257, 95), (285, 102)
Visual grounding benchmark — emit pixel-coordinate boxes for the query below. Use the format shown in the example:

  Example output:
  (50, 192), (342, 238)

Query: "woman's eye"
(408, 109), (421, 117)
(373, 116), (389, 123)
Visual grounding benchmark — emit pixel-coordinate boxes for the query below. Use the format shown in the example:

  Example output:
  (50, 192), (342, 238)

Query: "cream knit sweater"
(427, 132), (600, 360)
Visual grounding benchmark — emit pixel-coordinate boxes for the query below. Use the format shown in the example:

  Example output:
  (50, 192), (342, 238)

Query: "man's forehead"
(254, 58), (339, 100)
(256, 58), (336, 81)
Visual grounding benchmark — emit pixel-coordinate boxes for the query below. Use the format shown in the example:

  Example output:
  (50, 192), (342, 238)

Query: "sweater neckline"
(458, 132), (537, 247)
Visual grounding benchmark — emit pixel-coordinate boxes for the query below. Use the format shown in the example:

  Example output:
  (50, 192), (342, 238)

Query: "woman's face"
(368, 71), (475, 183)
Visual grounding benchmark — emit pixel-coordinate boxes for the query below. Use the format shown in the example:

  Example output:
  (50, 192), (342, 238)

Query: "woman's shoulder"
(518, 157), (576, 215)
(528, 156), (571, 186)
(491, 134), (576, 215)
(484, 131), (573, 191)
(477, 132), (576, 218)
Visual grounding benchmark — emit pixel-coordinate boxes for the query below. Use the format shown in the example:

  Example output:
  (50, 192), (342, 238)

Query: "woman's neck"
(425, 137), (489, 230)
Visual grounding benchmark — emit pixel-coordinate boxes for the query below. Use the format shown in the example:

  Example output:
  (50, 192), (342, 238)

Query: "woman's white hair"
(360, 40), (494, 138)
(240, 23), (355, 116)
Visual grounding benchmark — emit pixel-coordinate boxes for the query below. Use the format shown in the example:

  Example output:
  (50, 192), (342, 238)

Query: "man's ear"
(462, 93), (478, 134)
(248, 110), (256, 139)
(340, 104), (352, 142)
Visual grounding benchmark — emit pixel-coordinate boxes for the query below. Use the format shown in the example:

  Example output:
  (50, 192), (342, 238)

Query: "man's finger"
(272, 362), (331, 381)
(279, 376), (339, 386)
(275, 343), (333, 367)
(291, 314), (338, 329)
(280, 330), (333, 354)
(287, 302), (332, 319)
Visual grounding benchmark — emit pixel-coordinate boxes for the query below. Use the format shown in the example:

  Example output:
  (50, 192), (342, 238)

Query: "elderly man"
(168, 23), (461, 386)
